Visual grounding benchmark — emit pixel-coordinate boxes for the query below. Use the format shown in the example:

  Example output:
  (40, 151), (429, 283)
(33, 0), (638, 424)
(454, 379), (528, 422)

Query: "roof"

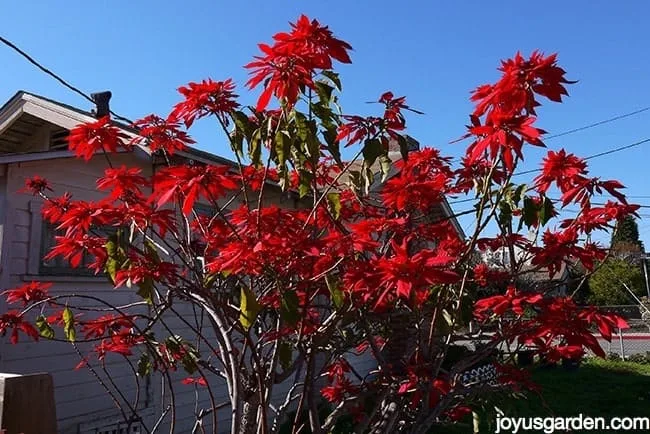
(0, 90), (237, 167)
(519, 261), (569, 283)
(0, 90), (465, 238)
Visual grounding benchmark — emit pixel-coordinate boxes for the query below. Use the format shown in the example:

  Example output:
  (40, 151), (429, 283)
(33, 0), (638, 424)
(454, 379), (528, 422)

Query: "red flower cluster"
(474, 285), (542, 320)
(336, 92), (417, 147)
(321, 358), (359, 403)
(153, 164), (238, 214)
(22, 176), (52, 195)
(246, 15), (352, 111)
(463, 51), (572, 170)
(80, 314), (135, 339)
(94, 329), (144, 360)
(396, 358), (452, 410)
(3, 281), (51, 306)
(181, 376), (208, 387)
(475, 289), (629, 361)
(0, 311), (39, 344)
(169, 79), (239, 127)
(381, 148), (455, 212)
(68, 116), (130, 161)
(96, 166), (149, 200)
(535, 149), (630, 208)
(132, 114), (195, 155)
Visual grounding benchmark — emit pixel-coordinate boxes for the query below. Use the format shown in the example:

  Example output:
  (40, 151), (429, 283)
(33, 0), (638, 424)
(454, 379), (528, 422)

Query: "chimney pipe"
(91, 91), (112, 118)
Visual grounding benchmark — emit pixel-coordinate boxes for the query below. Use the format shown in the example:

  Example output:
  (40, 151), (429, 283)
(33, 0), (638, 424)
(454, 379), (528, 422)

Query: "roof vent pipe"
(91, 91), (112, 118)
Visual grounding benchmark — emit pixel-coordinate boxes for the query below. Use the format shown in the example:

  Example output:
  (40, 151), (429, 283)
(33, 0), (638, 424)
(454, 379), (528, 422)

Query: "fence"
(0, 373), (57, 434)
(596, 304), (650, 360)
(597, 320), (650, 360)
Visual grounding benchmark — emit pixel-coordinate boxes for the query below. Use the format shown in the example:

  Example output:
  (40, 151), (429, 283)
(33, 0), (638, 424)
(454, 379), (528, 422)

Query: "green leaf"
(239, 286), (262, 331)
(294, 112), (310, 143)
(63, 307), (76, 342)
(314, 81), (334, 103)
(521, 195), (555, 229)
(362, 138), (383, 168)
(326, 193), (342, 220)
(280, 291), (300, 326)
(181, 350), (199, 374)
(248, 129), (262, 166)
(378, 154), (392, 182)
(347, 170), (362, 193)
(442, 309), (454, 326)
(36, 315), (55, 339)
(397, 135), (410, 161)
(278, 342), (293, 370)
(323, 128), (342, 164)
(305, 129), (320, 159)
(325, 274), (345, 309)
(298, 170), (313, 198)
(165, 336), (199, 374)
(321, 70), (342, 91)
(540, 196), (555, 226)
(203, 272), (218, 289)
(144, 238), (161, 264)
(522, 196), (537, 229)
(232, 110), (253, 140)
(274, 130), (291, 168)
(137, 277), (154, 304)
(513, 184), (527, 206)
(105, 232), (128, 286)
(229, 130), (244, 158)
(104, 237), (119, 285)
(361, 167), (375, 195)
(498, 200), (513, 226)
(137, 353), (152, 377)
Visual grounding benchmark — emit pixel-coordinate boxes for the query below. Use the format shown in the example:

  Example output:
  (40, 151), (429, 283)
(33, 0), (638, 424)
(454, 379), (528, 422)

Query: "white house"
(0, 91), (464, 433)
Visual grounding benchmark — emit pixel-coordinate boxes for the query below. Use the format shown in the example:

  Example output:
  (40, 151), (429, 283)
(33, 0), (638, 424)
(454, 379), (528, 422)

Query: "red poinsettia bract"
(246, 15), (352, 111)
(132, 114), (195, 155)
(0, 311), (39, 344)
(3, 281), (52, 306)
(68, 116), (130, 161)
(169, 79), (239, 127)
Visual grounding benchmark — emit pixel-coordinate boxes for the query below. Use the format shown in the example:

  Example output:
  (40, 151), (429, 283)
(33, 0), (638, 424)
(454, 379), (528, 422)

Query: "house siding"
(0, 150), (451, 433)
(0, 155), (155, 433)
(0, 153), (364, 434)
(0, 164), (7, 289)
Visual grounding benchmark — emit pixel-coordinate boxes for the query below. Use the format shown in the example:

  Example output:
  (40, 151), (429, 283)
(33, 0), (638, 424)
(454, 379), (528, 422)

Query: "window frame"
(28, 200), (116, 278)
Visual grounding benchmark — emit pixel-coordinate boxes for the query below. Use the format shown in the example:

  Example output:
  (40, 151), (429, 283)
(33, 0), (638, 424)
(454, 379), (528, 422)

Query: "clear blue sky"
(1, 1), (649, 246)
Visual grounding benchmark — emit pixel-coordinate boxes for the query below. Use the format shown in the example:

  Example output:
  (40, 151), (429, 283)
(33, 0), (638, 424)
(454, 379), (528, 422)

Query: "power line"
(512, 137), (650, 177)
(545, 106), (650, 140)
(3, 32), (648, 203)
(449, 136), (650, 205)
(0, 35), (132, 124)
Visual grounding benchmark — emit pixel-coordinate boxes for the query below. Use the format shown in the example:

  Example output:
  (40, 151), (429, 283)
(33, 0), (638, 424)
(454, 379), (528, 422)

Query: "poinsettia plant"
(1, 15), (638, 434)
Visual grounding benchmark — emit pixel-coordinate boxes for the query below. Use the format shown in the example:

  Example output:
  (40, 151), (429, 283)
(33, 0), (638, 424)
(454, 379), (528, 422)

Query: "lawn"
(282, 359), (650, 433)
(439, 358), (650, 433)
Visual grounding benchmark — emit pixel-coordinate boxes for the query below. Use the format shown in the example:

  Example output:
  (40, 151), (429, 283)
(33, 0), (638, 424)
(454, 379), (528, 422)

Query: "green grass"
(438, 358), (650, 433)
(281, 359), (650, 433)
(519, 358), (650, 418)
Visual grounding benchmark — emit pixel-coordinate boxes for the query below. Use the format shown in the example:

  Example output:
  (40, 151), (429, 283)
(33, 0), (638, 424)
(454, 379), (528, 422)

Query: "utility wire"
(449, 137), (650, 206)
(512, 137), (650, 177)
(3, 33), (648, 204)
(545, 106), (650, 140)
(0, 35), (132, 124)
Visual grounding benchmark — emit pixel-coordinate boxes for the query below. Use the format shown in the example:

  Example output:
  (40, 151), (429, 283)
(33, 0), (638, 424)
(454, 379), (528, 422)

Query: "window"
(39, 221), (116, 276)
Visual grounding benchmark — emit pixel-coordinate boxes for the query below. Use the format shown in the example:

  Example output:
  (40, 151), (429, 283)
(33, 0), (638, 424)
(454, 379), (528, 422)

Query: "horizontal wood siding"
(0, 155), (156, 434)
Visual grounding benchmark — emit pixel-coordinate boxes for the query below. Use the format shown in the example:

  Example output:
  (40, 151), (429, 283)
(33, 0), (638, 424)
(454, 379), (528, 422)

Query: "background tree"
(611, 216), (644, 261)
(588, 258), (644, 305)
